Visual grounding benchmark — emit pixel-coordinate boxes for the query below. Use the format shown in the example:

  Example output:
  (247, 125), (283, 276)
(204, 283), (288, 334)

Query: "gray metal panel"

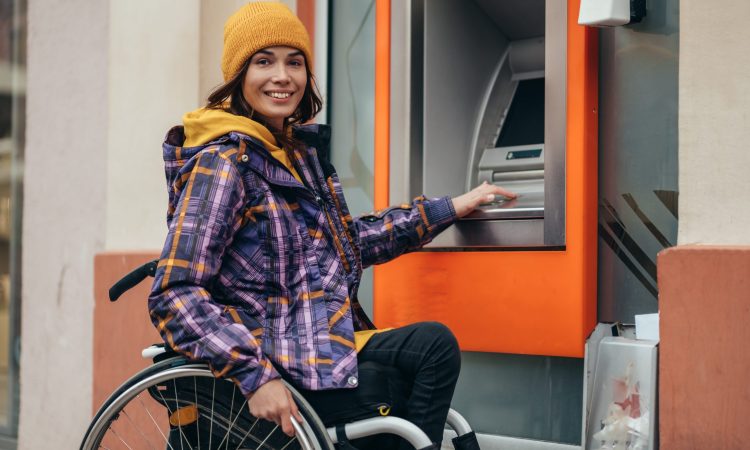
(597, 0), (679, 322)
(422, 0), (508, 199)
(388, 0), (411, 204)
(451, 352), (583, 445)
(474, 0), (546, 40)
(443, 431), (582, 450)
(544, 0), (567, 246)
(429, 219), (544, 248)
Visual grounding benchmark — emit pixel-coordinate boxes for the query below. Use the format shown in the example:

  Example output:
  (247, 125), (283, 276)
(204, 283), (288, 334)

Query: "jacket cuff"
(423, 196), (457, 229)
(235, 359), (281, 397)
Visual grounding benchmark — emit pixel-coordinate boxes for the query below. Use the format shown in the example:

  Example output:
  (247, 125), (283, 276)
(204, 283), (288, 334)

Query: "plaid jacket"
(149, 123), (457, 396)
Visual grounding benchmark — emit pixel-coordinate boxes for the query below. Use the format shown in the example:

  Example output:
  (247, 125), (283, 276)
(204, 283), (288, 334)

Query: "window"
(0, 0), (25, 444)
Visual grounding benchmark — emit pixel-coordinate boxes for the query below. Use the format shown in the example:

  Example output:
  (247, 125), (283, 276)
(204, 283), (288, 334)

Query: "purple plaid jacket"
(149, 123), (457, 396)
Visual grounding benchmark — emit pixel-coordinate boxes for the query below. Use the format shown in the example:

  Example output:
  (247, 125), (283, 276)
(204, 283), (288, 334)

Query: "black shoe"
(452, 431), (481, 450)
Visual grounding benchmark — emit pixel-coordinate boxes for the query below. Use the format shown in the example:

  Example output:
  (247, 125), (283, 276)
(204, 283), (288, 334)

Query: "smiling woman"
(145, 2), (507, 448)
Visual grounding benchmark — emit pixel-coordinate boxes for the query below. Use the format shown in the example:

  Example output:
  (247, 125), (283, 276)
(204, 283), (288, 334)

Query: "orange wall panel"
(92, 252), (161, 414)
(658, 246), (750, 449)
(373, 0), (598, 357)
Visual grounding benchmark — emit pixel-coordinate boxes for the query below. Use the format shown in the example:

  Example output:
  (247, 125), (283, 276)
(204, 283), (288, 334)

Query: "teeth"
(267, 92), (291, 99)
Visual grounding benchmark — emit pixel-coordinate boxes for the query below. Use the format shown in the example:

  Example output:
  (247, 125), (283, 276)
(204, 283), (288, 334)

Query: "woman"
(149, 3), (514, 449)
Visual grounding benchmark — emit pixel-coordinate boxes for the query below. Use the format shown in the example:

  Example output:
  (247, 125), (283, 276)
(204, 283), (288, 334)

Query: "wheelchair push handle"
(109, 259), (158, 302)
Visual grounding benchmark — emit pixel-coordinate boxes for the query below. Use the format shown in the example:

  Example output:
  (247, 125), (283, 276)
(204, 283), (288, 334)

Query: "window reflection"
(329, 0), (375, 315)
(0, 0), (25, 438)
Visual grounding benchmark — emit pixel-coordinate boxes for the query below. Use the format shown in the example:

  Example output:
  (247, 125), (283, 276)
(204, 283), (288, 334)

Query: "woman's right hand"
(248, 379), (303, 436)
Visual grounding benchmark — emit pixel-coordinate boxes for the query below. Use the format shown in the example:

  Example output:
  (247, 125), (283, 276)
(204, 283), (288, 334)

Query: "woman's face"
(242, 46), (308, 130)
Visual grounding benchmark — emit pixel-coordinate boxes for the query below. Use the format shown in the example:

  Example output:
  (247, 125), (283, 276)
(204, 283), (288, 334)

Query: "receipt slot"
(373, 0), (598, 357)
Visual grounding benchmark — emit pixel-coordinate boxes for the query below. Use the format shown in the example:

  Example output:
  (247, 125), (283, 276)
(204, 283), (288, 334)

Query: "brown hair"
(206, 54), (323, 149)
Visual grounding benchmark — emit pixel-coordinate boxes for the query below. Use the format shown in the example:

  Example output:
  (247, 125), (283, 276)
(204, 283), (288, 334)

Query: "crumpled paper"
(592, 362), (650, 450)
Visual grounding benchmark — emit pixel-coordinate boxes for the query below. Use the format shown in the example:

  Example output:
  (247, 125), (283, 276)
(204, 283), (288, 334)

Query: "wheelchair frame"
(83, 260), (476, 449)
(81, 346), (473, 450)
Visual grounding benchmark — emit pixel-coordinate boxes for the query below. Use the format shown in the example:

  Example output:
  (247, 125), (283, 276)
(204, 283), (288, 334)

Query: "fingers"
(247, 381), (298, 436)
(477, 181), (517, 200)
(287, 388), (303, 423)
(280, 411), (295, 437)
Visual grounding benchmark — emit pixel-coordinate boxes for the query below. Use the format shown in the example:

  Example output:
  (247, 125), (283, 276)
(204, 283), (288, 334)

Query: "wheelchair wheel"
(81, 358), (334, 450)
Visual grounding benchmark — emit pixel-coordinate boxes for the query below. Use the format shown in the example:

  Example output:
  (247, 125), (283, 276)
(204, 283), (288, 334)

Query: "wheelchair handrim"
(81, 364), (330, 450)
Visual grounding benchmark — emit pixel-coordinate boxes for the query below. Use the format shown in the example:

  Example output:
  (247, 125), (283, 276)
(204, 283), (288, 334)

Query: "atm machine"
(369, 1), (598, 442)
(373, 0), (598, 364)
(417, 0), (562, 249)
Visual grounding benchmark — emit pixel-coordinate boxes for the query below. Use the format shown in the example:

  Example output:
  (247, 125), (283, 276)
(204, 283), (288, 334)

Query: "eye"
(288, 58), (304, 67)
(255, 58), (271, 65)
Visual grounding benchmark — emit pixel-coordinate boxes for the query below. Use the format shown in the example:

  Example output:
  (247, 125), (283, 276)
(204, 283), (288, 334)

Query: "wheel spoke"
(256, 424), (279, 449)
(279, 435), (299, 450)
(209, 377), (216, 450)
(232, 416), (261, 450)
(172, 378), (188, 450)
(153, 383), (193, 450)
(121, 409), (158, 450)
(136, 393), (176, 450)
(224, 385), (237, 450)
(194, 377), (201, 450)
(109, 426), (135, 450)
(215, 397), (249, 448)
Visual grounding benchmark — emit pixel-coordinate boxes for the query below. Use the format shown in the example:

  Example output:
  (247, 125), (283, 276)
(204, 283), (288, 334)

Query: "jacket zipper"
(242, 145), (354, 274)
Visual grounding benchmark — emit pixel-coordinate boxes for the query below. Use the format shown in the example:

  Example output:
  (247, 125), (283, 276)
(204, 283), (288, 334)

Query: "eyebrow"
(255, 49), (304, 58)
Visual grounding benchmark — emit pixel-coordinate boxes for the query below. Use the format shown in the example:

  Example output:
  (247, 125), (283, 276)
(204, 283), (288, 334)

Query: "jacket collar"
(163, 123), (331, 190)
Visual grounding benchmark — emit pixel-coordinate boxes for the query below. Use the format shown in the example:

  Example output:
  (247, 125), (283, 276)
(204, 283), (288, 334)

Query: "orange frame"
(372, 0), (598, 357)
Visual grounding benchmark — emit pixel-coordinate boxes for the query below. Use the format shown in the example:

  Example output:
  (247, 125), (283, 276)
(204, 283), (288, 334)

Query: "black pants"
(355, 322), (461, 448)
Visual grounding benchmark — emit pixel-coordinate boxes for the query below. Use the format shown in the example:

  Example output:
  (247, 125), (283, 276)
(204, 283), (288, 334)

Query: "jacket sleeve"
(354, 195), (457, 268)
(149, 148), (279, 397)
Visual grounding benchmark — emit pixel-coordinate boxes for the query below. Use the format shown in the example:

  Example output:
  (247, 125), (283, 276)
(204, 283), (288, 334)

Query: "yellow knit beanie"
(222, 2), (313, 82)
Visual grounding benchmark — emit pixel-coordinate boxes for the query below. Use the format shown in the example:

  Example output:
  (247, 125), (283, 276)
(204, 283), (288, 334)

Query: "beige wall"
(679, 0), (750, 245)
(21, 0), (109, 448)
(106, 1), (201, 251)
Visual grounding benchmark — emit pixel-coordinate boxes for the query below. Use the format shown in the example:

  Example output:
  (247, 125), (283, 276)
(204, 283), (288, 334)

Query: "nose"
(271, 63), (291, 84)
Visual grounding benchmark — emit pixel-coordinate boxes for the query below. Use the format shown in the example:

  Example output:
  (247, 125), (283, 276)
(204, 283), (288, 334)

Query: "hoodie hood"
(182, 107), (281, 150)
(159, 113), (332, 225)
(163, 107), (302, 184)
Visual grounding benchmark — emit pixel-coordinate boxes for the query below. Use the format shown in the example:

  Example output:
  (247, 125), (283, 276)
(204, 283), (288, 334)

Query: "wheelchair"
(80, 261), (477, 450)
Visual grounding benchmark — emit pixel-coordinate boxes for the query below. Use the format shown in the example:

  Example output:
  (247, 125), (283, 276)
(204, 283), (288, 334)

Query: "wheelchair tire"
(80, 357), (334, 450)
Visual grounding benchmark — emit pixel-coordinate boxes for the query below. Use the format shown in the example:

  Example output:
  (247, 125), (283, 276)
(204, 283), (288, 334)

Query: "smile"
(266, 91), (293, 99)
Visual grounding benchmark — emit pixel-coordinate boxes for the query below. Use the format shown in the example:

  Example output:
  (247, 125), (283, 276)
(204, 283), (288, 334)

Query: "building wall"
(21, 0), (205, 447)
(679, 0), (750, 245)
(657, 1), (750, 447)
(106, 1), (201, 251)
(20, 0), (109, 448)
(20, 1), (309, 447)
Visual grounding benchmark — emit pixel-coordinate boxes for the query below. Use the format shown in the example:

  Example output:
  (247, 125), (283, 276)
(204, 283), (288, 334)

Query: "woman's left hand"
(451, 181), (517, 218)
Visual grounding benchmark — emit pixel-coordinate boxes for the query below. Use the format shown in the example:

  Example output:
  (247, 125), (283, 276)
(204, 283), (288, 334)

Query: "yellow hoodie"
(183, 107), (302, 183)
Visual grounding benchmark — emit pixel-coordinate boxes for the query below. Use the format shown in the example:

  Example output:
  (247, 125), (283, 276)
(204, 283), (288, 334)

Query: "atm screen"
(496, 77), (545, 148)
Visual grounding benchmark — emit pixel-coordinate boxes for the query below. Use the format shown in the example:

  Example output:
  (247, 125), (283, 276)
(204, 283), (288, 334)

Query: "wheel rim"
(82, 365), (327, 450)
